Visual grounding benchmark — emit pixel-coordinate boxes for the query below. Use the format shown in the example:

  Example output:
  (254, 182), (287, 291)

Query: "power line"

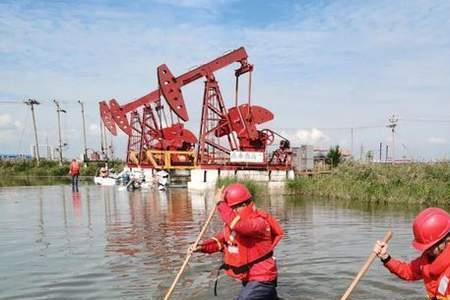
(0, 99), (90, 105)
(0, 100), (26, 104)
(273, 125), (386, 131)
(400, 118), (450, 123)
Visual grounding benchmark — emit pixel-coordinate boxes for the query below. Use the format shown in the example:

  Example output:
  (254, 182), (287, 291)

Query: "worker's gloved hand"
(373, 240), (389, 260)
(215, 187), (224, 204)
(187, 243), (203, 254)
(217, 201), (236, 225)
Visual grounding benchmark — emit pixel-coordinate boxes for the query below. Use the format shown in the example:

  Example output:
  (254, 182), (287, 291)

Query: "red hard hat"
(223, 183), (252, 207)
(412, 207), (450, 252)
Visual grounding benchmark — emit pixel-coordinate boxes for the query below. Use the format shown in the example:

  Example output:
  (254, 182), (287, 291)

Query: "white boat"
(94, 176), (117, 186)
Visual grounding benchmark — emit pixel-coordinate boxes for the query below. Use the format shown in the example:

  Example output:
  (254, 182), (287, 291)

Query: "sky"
(0, 0), (449, 161)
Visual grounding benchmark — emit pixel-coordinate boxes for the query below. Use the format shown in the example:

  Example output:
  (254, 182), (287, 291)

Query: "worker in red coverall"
(190, 183), (284, 300)
(69, 159), (80, 192)
(374, 207), (450, 300)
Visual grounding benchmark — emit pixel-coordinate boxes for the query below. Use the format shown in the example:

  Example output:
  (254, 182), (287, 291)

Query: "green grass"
(0, 159), (124, 187)
(216, 176), (263, 198)
(287, 162), (450, 205)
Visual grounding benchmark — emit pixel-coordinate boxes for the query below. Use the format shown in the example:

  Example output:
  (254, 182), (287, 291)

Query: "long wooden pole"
(340, 230), (393, 300)
(163, 188), (223, 300)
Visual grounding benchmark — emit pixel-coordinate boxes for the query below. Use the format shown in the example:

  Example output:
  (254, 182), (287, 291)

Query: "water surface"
(0, 185), (432, 299)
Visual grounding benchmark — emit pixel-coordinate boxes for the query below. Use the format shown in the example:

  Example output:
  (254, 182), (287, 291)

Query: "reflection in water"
(72, 192), (81, 218)
(0, 186), (443, 299)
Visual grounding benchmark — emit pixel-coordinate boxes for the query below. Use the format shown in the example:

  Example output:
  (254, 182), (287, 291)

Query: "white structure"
(187, 169), (295, 191)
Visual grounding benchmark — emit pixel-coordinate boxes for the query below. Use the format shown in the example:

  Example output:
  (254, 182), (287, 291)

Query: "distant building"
(292, 145), (314, 172)
(0, 153), (32, 160)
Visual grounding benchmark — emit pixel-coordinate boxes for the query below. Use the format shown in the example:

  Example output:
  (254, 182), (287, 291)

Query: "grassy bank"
(216, 176), (263, 197)
(287, 162), (450, 205)
(0, 159), (124, 187)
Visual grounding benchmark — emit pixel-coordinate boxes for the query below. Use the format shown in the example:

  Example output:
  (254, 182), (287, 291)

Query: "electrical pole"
(109, 132), (114, 160)
(53, 100), (67, 166)
(350, 127), (354, 159)
(24, 99), (41, 165)
(104, 127), (109, 160)
(379, 142), (382, 162)
(78, 100), (88, 166)
(385, 145), (389, 162)
(100, 120), (105, 160)
(386, 114), (398, 164)
(359, 144), (364, 161)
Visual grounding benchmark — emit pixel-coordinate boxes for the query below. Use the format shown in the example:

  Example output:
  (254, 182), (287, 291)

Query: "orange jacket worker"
(374, 208), (450, 299)
(193, 183), (284, 300)
(69, 159), (80, 192)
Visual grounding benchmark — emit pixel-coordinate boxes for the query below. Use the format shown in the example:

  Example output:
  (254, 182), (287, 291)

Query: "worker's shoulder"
(255, 209), (274, 219)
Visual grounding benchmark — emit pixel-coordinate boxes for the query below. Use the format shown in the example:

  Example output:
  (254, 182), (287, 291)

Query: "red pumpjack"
(99, 47), (292, 170)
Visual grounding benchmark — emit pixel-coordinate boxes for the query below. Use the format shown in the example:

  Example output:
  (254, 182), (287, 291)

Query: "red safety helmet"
(223, 183), (252, 207)
(412, 207), (450, 252)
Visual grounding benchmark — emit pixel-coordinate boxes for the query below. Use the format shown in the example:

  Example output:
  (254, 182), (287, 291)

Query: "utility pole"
(24, 99), (41, 165)
(78, 100), (88, 166)
(100, 120), (105, 160)
(104, 128), (109, 160)
(359, 144), (364, 161)
(386, 114), (398, 164)
(53, 100), (67, 166)
(385, 145), (389, 162)
(350, 127), (354, 159)
(379, 142), (382, 162)
(109, 132), (114, 160)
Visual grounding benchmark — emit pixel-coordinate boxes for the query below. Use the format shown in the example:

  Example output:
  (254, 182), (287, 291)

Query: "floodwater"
(0, 185), (435, 299)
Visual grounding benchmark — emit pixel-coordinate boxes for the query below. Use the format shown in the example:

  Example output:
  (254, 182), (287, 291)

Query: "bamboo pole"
(340, 230), (393, 300)
(163, 187), (223, 300)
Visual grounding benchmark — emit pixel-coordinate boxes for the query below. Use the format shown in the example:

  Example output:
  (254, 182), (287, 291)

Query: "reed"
(287, 161), (450, 205)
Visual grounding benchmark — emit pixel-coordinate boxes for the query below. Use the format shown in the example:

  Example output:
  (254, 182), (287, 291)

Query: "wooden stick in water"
(163, 187), (223, 300)
(340, 230), (393, 300)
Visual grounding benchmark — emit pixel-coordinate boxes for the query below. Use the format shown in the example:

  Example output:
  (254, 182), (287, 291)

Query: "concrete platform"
(187, 168), (293, 191)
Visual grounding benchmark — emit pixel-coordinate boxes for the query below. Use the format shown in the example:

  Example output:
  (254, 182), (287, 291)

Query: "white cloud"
(0, 114), (12, 127)
(0, 114), (20, 129)
(428, 137), (448, 145)
(295, 128), (329, 145)
(13, 120), (22, 128)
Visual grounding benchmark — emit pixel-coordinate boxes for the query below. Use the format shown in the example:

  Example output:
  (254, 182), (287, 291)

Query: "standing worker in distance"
(191, 183), (284, 300)
(374, 207), (450, 299)
(69, 159), (80, 192)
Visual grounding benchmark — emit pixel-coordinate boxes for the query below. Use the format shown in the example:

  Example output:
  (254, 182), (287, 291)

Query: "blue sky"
(1, 0), (449, 160)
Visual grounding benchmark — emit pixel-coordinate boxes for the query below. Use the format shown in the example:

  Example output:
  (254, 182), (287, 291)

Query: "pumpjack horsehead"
(99, 47), (292, 169)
